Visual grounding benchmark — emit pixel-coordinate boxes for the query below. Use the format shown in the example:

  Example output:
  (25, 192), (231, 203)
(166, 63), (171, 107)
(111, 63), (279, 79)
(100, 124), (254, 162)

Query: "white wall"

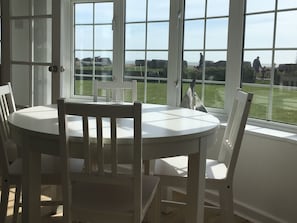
(207, 127), (297, 223)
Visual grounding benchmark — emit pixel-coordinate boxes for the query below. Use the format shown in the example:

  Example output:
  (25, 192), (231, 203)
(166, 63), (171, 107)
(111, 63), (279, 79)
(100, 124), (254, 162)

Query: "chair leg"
(0, 178), (10, 223)
(219, 186), (234, 223)
(146, 186), (161, 223)
(12, 182), (21, 223)
(151, 185), (161, 223)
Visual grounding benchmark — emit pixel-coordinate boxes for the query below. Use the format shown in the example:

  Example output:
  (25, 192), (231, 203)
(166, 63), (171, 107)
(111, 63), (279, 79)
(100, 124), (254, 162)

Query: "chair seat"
(72, 175), (159, 215)
(154, 157), (227, 180)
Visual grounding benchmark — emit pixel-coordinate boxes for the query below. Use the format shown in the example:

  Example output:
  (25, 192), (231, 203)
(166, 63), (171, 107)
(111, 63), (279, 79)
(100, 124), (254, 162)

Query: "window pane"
(34, 18), (52, 63)
(12, 65), (30, 106)
(275, 50), (297, 87)
(12, 20), (30, 62)
(207, 0), (229, 17)
(125, 51), (145, 78)
(146, 51), (168, 103)
(242, 85), (270, 120)
(34, 0), (52, 15)
(126, 0), (146, 22)
(278, 0), (297, 10)
(246, 0), (275, 13)
(272, 87), (297, 125)
(11, 0), (30, 16)
(125, 51), (145, 102)
(205, 18), (228, 49)
(148, 0), (170, 21)
(147, 51), (168, 81)
(244, 14), (274, 48)
(94, 51), (113, 81)
(95, 3), (113, 23)
(185, 0), (205, 19)
(184, 20), (204, 50)
(204, 51), (227, 82)
(204, 83), (224, 108)
(242, 51), (272, 84)
(275, 11), (297, 48)
(75, 3), (93, 24)
(126, 24), (146, 50)
(75, 25), (93, 50)
(94, 25), (113, 50)
(147, 22), (169, 49)
(33, 65), (52, 105)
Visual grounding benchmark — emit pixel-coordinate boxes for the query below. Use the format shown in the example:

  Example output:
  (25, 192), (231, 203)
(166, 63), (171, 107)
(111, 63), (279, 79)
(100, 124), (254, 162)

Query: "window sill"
(210, 111), (297, 145)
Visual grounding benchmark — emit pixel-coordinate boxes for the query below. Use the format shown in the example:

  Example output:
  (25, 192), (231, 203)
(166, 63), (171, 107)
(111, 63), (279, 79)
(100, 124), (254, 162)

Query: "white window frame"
(67, 0), (297, 132)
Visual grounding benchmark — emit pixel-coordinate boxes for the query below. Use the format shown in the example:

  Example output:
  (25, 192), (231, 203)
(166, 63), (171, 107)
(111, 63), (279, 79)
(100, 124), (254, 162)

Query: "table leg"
(22, 137), (41, 223)
(186, 137), (207, 223)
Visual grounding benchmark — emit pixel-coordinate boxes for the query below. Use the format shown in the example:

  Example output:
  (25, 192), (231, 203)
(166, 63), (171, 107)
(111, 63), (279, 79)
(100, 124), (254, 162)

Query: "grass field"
(75, 80), (297, 125)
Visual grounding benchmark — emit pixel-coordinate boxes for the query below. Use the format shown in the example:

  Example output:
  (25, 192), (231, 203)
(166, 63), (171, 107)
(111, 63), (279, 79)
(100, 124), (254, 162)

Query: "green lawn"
(75, 80), (297, 125)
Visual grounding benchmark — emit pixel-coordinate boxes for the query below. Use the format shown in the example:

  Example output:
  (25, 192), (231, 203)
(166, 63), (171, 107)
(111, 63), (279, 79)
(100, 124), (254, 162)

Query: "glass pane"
(94, 51), (113, 81)
(147, 51), (168, 79)
(95, 2), (113, 23)
(204, 83), (224, 108)
(244, 13), (274, 48)
(147, 22), (169, 49)
(34, 18), (52, 63)
(126, 0), (146, 22)
(33, 65), (52, 106)
(75, 25), (93, 50)
(11, 64), (30, 106)
(74, 51), (93, 96)
(204, 51), (227, 82)
(246, 0), (275, 13)
(11, 20), (30, 62)
(185, 0), (205, 19)
(146, 51), (168, 103)
(34, 0), (52, 16)
(275, 50), (297, 87)
(148, 0), (170, 21)
(207, 0), (229, 17)
(184, 20), (204, 50)
(125, 51), (145, 76)
(11, 0), (30, 16)
(271, 87), (297, 125)
(126, 23), (146, 50)
(278, 0), (297, 10)
(75, 3), (93, 24)
(183, 51), (201, 80)
(242, 51), (272, 84)
(125, 52), (145, 102)
(242, 85), (270, 120)
(147, 81), (167, 104)
(94, 25), (113, 50)
(205, 18), (228, 49)
(275, 11), (297, 48)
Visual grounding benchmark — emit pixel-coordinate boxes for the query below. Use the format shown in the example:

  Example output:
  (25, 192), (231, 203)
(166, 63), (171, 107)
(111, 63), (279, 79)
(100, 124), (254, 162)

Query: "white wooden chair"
(93, 80), (137, 102)
(0, 83), (84, 223)
(57, 99), (160, 223)
(154, 89), (253, 223)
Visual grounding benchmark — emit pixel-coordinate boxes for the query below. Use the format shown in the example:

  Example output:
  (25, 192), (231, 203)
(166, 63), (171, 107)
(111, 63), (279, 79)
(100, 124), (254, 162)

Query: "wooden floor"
(3, 187), (251, 223)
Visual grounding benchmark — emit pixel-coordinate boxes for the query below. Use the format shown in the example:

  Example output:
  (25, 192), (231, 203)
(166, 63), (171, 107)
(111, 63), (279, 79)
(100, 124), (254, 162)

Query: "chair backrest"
(0, 82), (17, 175)
(93, 80), (137, 102)
(57, 99), (142, 222)
(218, 90), (253, 181)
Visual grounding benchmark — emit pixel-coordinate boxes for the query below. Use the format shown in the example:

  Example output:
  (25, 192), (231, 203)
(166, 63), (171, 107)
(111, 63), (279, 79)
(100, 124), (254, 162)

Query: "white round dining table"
(8, 103), (219, 223)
